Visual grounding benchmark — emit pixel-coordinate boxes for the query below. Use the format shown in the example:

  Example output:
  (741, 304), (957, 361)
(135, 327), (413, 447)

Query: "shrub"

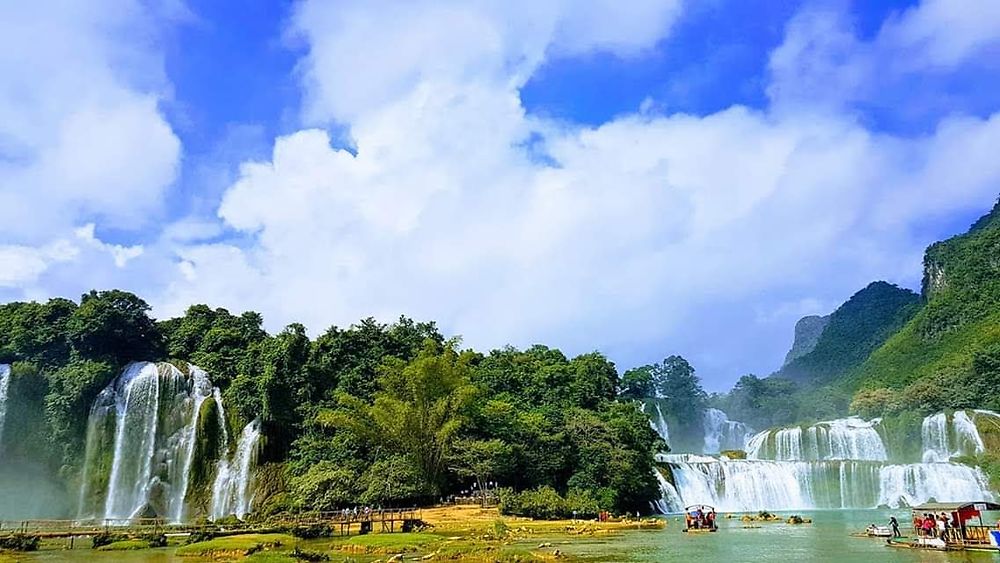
(849, 388), (899, 419)
(143, 533), (167, 548)
(0, 534), (40, 551)
(290, 523), (333, 539)
(185, 531), (216, 544)
(498, 486), (602, 520)
(91, 532), (128, 549)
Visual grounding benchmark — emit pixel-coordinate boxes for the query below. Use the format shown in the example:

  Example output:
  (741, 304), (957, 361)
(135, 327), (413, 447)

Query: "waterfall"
(922, 411), (985, 462)
(702, 408), (753, 454)
(167, 366), (213, 522)
(657, 410), (999, 512)
(666, 459), (993, 511)
(652, 468), (683, 513)
(78, 362), (223, 522)
(747, 417), (887, 461)
(210, 418), (261, 520)
(101, 363), (163, 520)
(648, 403), (671, 447)
(0, 364), (10, 457)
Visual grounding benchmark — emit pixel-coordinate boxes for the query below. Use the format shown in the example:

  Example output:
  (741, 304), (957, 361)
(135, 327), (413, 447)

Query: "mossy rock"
(720, 450), (746, 459)
(96, 540), (152, 551)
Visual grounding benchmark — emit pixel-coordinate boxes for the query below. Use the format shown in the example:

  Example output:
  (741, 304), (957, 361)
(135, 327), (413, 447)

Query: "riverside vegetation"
(0, 293), (661, 523)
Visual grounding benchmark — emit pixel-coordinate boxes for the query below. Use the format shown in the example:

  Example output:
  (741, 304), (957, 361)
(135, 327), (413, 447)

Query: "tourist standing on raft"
(889, 516), (900, 538)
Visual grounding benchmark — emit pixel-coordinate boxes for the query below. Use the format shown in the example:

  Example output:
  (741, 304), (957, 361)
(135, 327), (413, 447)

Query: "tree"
(567, 352), (618, 409)
(0, 299), (76, 366)
(66, 290), (162, 365)
(649, 355), (706, 436)
(450, 438), (513, 498)
(620, 366), (654, 400)
(306, 317), (443, 402)
(320, 340), (476, 496)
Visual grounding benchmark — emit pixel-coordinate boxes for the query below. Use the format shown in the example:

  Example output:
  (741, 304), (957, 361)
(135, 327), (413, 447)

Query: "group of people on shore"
(685, 507), (717, 530)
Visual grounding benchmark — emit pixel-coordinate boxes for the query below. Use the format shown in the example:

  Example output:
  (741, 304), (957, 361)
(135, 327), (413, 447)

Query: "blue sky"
(2, 0), (1000, 391)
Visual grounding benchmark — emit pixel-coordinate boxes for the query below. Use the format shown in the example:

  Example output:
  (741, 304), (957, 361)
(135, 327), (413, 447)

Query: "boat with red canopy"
(888, 501), (1000, 551)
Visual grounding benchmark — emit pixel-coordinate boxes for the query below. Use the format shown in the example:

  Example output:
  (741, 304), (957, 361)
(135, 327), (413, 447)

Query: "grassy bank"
(169, 505), (663, 562)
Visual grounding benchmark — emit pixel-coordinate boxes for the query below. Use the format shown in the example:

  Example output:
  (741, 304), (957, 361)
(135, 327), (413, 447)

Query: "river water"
(555, 509), (1000, 562)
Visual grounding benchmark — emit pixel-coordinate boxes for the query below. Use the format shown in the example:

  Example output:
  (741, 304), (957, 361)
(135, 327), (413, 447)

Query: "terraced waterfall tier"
(653, 410), (1000, 513)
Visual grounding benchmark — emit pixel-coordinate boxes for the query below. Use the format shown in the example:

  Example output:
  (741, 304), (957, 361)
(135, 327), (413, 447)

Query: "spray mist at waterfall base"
(0, 458), (68, 519)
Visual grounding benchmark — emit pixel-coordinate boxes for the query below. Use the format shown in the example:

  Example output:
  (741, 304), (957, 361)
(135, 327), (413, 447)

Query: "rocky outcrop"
(783, 315), (829, 366)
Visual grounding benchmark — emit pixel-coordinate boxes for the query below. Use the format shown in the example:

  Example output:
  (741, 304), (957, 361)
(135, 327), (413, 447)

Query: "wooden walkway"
(0, 508), (421, 540)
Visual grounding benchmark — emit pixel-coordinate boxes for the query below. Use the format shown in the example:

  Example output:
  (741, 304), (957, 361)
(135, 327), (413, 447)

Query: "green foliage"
(0, 298), (75, 366)
(619, 366), (653, 400)
(45, 359), (117, 470)
(161, 305), (267, 389)
(855, 199), (1000, 394)
(289, 523), (333, 539)
(498, 486), (600, 520)
(66, 290), (163, 365)
(849, 388), (901, 419)
(290, 461), (360, 511)
(719, 375), (797, 430)
(91, 532), (129, 549)
(628, 355), (707, 444)
(0, 289), (661, 516)
(306, 317), (444, 402)
(321, 340), (475, 498)
(289, 546), (330, 562)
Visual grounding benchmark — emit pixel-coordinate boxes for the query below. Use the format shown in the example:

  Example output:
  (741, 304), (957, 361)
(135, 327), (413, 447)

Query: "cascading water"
(639, 403), (670, 446)
(921, 411), (985, 462)
(702, 408), (753, 454)
(210, 418), (262, 520)
(747, 417), (887, 461)
(667, 458), (992, 511)
(653, 410), (999, 513)
(0, 364), (10, 457)
(77, 362), (253, 523)
(651, 468), (683, 513)
(167, 366), (213, 522)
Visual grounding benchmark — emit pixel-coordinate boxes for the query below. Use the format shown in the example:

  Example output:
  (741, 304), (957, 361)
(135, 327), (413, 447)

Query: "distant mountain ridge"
(775, 282), (922, 384)
(854, 197), (1000, 392)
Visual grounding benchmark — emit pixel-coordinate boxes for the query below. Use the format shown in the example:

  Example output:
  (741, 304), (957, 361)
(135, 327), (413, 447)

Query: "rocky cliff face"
(783, 315), (830, 366)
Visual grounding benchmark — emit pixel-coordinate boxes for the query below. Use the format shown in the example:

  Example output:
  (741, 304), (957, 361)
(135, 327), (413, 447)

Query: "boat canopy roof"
(912, 502), (1000, 512)
(685, 505), (715, 511)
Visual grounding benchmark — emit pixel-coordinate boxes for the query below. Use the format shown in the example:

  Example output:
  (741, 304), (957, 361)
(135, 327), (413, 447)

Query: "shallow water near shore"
(7, 509), (1000, 562)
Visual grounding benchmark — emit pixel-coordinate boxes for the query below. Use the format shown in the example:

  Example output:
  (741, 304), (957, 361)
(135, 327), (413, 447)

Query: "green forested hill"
(777, 281), (921, 384)
(722, 197), (1000, 429)
(851, 197), (1000, 414)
